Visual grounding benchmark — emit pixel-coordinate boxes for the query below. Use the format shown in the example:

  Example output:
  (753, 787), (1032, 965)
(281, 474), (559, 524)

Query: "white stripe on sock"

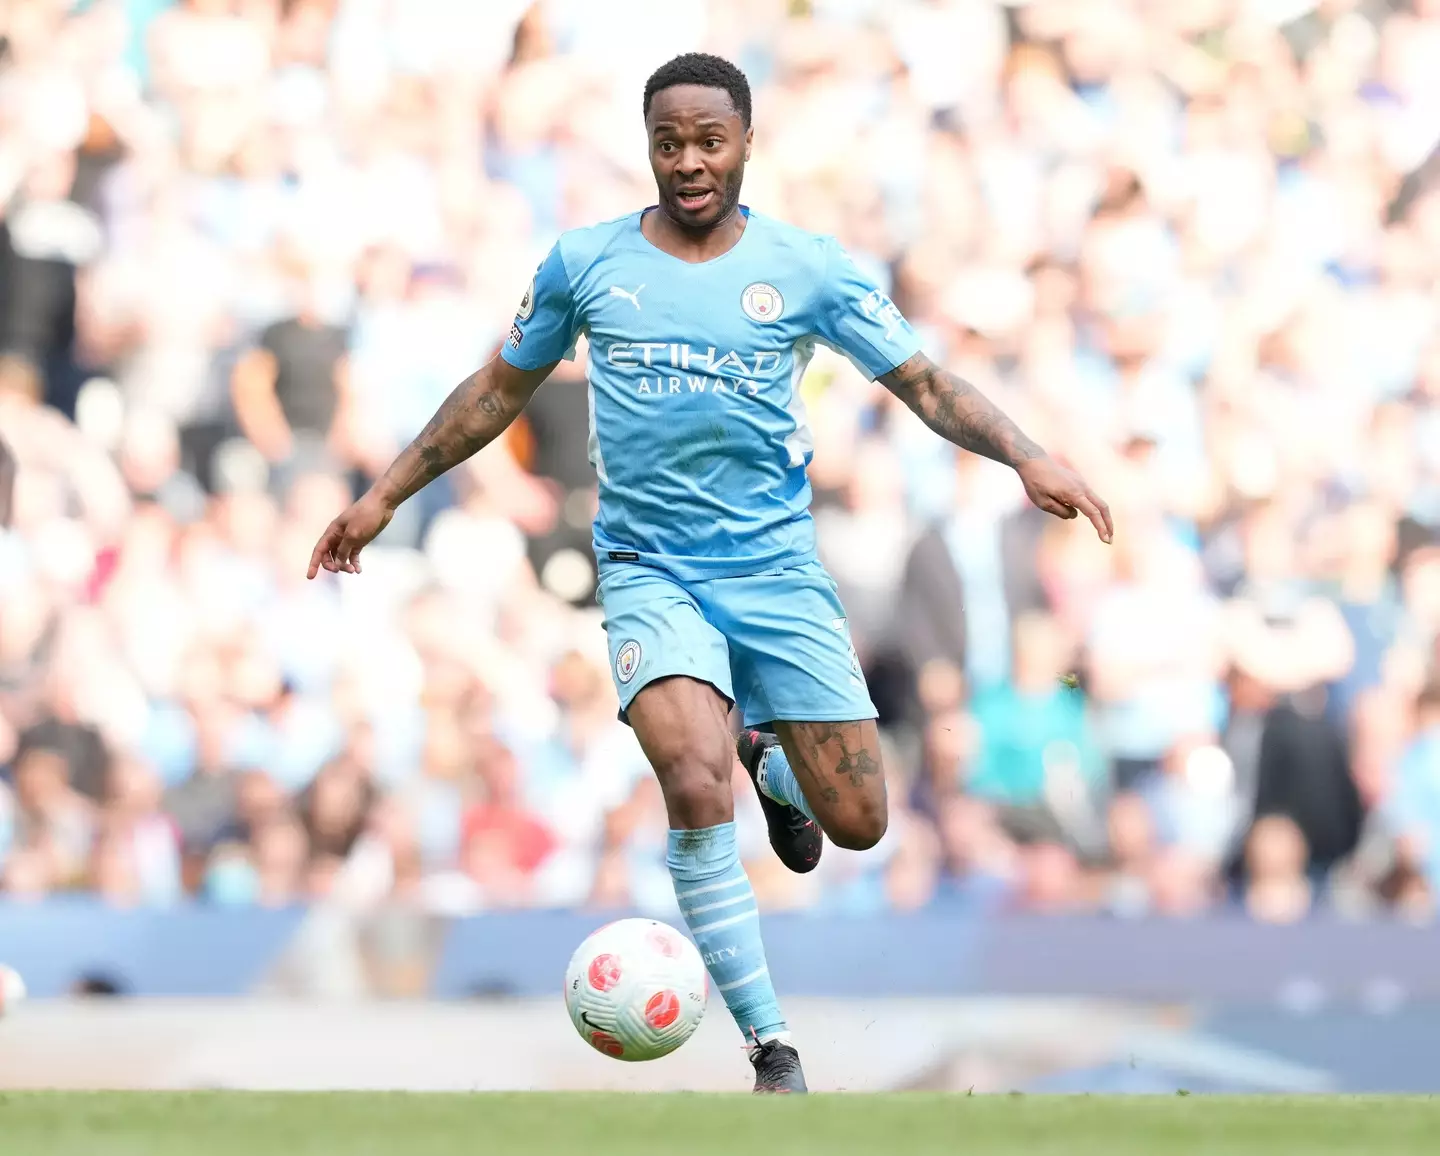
(690, 908), (758, 935)
(683, 891), (754, 917)
(716, 965), (769, 993)
(675, 875), (749, 901)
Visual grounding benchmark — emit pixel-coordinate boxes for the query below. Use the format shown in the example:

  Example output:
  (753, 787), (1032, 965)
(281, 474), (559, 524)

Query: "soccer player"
(308, 53), (1111, 1092)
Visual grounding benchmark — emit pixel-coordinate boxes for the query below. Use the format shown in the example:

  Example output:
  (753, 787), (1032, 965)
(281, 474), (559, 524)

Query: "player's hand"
(1016, 456), (1113, 544)
(307, 492), (395, 578)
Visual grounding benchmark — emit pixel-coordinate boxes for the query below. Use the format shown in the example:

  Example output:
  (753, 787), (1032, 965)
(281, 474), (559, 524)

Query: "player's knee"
(648, 738), (733, 829)
(827, 799), (887, 851)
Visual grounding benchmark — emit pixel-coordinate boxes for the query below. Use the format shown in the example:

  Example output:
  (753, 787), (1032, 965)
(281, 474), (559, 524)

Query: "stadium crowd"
(2, 0), (1440, 923)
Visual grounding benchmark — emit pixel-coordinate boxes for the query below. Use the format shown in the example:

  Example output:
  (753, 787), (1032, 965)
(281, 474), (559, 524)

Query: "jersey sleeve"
(500, 241), (580, 370)
(811, 237), (924, 380)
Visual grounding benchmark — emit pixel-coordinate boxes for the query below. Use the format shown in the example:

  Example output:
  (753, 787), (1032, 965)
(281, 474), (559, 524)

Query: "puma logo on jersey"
(608, 284), (645, 310)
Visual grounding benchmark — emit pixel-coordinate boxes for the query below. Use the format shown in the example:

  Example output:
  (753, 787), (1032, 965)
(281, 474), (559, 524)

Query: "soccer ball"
(0, 965), (26, 1016)
(564, 919), (708, 1061)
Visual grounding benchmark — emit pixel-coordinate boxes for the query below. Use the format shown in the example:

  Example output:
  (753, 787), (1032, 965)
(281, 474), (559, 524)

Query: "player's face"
(645, 85), (752, 231)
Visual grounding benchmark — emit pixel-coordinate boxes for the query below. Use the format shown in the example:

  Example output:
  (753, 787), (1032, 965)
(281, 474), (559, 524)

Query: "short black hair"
(643, 53), (752, 129)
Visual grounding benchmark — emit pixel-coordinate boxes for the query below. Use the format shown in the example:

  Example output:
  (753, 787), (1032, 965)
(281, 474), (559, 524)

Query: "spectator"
(0, 434), (13, 526)
(102, 754), (182, 907)
(10, 743), (94, 888)
(884, 811), (942, 912)
(0, 148), (99, 414)
(1102, 792), (1156, 918)
(1385, 681), (1440, 899)
(15, 712), (109, 803)
(966, 612), (1105, 842)
(1224, 664), (1362, 878)
(1325, 500), (1403, 726)
(1243, 815), (1314, 925)
(299, 760), (374, 860)
(1087, 529), (1224, 788)
(230, 274), (353, 487)
(252, 813), (309, 908)
(896, 453), (1047, 701)
(1141, 735), (1244, 865)
(458, 740), (557, 891)
(1019, 843), (1083, 914)
(1147, 848), (1217, 920)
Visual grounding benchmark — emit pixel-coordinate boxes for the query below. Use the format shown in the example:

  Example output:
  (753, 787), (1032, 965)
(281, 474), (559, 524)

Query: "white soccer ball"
(0, 965), (26, 1016)
(563, 918), (708, 1062)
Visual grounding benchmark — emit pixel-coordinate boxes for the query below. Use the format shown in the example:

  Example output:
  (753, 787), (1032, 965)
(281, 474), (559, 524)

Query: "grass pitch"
(1, 1092), (1437, 1155)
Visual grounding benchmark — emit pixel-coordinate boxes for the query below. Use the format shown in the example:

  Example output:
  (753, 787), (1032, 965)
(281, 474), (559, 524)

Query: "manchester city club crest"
(741, 282), (784, 323)
(615, 639), (642, 684)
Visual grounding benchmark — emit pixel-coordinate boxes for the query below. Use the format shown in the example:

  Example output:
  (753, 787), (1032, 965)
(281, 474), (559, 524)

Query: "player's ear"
(743, 126), (753, 162)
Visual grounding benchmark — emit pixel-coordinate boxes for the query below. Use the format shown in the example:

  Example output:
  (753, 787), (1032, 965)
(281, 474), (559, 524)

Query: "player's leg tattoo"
(822, 723), (883, 788)
(772, 719), (887, 851)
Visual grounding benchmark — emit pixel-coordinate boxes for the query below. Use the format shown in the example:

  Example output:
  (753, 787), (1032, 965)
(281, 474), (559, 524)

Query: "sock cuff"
(665, 822), (738, 875)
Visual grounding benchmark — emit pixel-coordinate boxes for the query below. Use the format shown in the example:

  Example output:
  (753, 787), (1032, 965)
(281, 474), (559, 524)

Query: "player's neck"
(641, 205), (748, 264)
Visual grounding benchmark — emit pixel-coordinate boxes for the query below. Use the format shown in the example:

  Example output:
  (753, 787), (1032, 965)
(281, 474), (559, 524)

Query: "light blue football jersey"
(501, 208), (923, 579)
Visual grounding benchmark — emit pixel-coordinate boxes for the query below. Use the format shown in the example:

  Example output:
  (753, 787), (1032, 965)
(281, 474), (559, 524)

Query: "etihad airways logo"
(605, 342), (782, 398)
(606, 343), (781, 374)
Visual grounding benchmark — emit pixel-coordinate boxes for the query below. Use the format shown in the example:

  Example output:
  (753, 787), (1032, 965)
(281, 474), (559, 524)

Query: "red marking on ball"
(587, 953), (621, 992)
(589, 1031), (624, 1058)
(644, 989), (680, 1030)
(647, 929), (682, 958)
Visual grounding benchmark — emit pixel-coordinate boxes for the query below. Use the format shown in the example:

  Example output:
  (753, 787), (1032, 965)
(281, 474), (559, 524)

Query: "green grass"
(1, 1092), (1439, 1155)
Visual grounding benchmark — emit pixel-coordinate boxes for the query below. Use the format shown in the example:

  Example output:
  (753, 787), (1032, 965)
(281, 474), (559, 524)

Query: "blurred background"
(3, 0), (1440, 1094)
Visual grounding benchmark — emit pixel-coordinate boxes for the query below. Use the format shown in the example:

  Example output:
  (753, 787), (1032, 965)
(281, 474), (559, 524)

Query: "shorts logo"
(515, 274), (536, 321)
(616, 640), (642, 684)
(741, 282), (784, 323)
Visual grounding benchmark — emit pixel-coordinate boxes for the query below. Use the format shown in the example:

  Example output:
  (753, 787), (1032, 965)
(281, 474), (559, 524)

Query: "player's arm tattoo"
(879, 352), (1045, 469)
(373, 358), (552, 507)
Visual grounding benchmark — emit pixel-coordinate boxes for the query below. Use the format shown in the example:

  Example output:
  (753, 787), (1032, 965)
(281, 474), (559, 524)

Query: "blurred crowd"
(2, 0), (1440, 923)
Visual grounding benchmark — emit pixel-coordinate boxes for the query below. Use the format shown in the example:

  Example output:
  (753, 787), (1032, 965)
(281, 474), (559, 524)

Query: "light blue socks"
(754, 744), (817, 822)
(667, 822), (788, 1043)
